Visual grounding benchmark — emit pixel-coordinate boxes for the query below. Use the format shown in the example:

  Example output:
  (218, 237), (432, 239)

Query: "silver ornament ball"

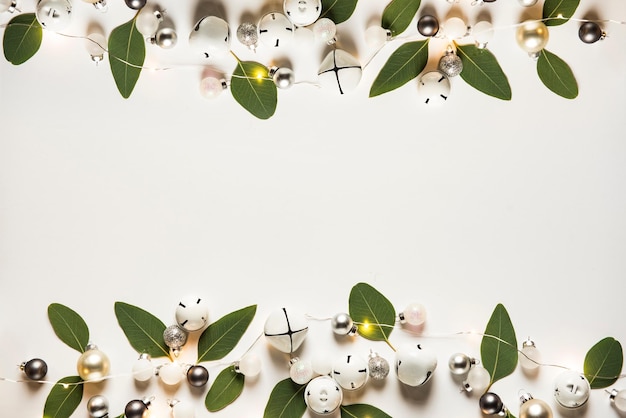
(480, 392), (505, 415)
(417, 15), (439, 37)
(448, 353), (473, 375)
(187, 364), (209, 387)
(579, 22), (604, 44)
(163, 324), (188, 350)
(272, 67), (295, 89)
(331, 313), (355, 335)
(155, 27), (177, 49)
(21, 358), (48, 380)
(368, 352), (390, 380)
(87, 395), (109, 418)
(237, 22), (258, 48)
(124, 0), (146, 10)
(438, 50), (463, 77)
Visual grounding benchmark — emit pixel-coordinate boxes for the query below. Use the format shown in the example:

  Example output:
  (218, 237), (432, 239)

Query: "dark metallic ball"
(579, 21), (604, 44)
(124, 399), (148, 418)
(22, 358), (48, 380)
(124, 0), (146, 10)
(187, 365), (209, 387)
(480, 392), (504, 415)
(417, 15), (439, 37)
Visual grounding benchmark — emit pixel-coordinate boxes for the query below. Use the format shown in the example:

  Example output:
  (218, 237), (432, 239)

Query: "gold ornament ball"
(77, 345), (111, 381)
(520, 398), (553, 418)
(516, 20), (549, 53)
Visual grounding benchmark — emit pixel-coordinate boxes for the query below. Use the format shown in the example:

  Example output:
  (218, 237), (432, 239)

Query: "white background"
(1, 0), (626, 417)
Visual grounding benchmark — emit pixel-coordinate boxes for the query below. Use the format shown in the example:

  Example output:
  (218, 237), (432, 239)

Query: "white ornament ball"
(189, 16), (231, 59)
(237, 352), (262, 377)
(171, 401), (195, 418)
(417, 71), (451, 106)
(472, 21), (494, 49)
(136, 8), (161, 37)
(518, 0), (538, 6)
(36, 0), (72, 31)
(311, 351), (333, 375)
(305, 376), (343, 415)
(294, 26), (315, 45)
(312, 17), (336, 43)
(132, 355), (154, 382)
(364, 26), (390, 49)
(611, 389), (626, 413)
(258, 12), (294, 48)
(400, 303), (427, 326)
(200, 77), (226, 99)
(464, 365), (490, 393)
(332, 354), (369, 391)
(284, 0), (321, 27)
(317, 49), (362, 95)
(443, 17), (467, 39)
(175, 295), (209, 331)
(553, 370), (590, 409)
(264, 308), (308, 353)
(520, 340), (541, 371)
(159, 362), (184, 386)
(395, 344), (437, 387)
(290, 358), (314, 385)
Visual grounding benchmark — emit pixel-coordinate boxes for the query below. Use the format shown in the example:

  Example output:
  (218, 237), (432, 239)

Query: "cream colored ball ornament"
(77, 344), (110, 381)
(519, 392), (553, 418)
(189, 16), (231, 59)
(516, 20), (549, 58)
(395, 344), (437, 386)
(317, 49), (362, 94)
(284, 0), (321, 27)
(264, 308), (308, 353)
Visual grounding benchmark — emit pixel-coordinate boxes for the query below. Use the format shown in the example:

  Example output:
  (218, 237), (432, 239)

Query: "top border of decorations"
(0, 0), (620, 118)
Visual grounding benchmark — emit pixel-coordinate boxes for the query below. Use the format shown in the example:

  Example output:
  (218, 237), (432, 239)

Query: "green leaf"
(205, 366), (245, 412)
(231, 61), (277, 120)
(48, 304), (89, 353)
(543, 0), (581, 26)
(369, 40), (429, 98)
(481, 304), (518, 388)
(108, 17), (145, 98)
(348, 283), (395, 347)
(583, 337), (623, 389)
(197, 305), (257, 363)
(43, 376), (83, 418)
(381, 0), (422, 36)
(341, 404), (392, 418)
(263, 378), (307, 418)
(506, 411), (517, 418)
(3, 13), (42, 65)
(320, 0), (358, 24)
(456, 44), (512, 101)
(114, 302), (169, 358)
(537, 49), (578, 99)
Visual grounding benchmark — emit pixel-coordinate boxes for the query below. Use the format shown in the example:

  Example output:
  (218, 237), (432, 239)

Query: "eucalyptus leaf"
(197, 305), (257, 363)
(205, 366), (245, 412)
(348, 282), (395, 346)
(583, 337), (623, 389)
(340, 404), (392, 418)
(456, 44), (512, 101)
(114, 302), (169, 358)
(481, 304), (518, 388)
(537, 49), (578, 99)
(48, 303), (89, 353)
(381, 0), (422, 36)
(108, 17), (145, 99)
(43, 376), (83, 418)
(231, 60), (277, 120)
(369, 40), (429, 98)
(3, 13), (42, 65)
(543, 0), (581, 26)
(320, 0), (358, 24)
(263, 378), (307, 418)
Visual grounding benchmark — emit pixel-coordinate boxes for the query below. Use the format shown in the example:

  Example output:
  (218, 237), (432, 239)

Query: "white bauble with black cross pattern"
(417, 71), (451, 106)
(189, 16), (231, 59)
(175, 295), (209, 332)
(332, 354), (369, 391)
(264, 308), (308, 353)
(317, 49), (362, 94)
(284, 0), (321, 27)
(258, 12), (294, 48)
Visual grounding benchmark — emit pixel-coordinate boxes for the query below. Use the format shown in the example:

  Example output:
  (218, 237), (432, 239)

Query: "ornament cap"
(138, 353), (151, 360)
(522, 337), (536, 349)
(609, 388), (620, 401)
(85, 342), (98, 351)
(519, 391), (534, 404)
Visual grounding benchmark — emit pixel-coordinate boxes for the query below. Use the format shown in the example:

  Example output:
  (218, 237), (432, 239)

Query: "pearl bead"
(186, 365), (209, 387)
(159, 362), (184, 386)
(463, 365), (490, 393)
(609, 389), (626, 412)
(519, 393), (553, 418)
(132, 354), (153, 382)
(76, 344), (110, 381)
(448, 353), (473, 375)
(331, 313), (356, 335)
(236, 352), (262, 377)
(21, 358), (48, 380)
(520, 339), (541, 371)
(516, 20), (549, 55)
(290, 358), (314, 385)
(87, 395), (109, 418)
(480, 392), (505, 415)
(443, 17), (467, 39)
(399, 303), (426, 326)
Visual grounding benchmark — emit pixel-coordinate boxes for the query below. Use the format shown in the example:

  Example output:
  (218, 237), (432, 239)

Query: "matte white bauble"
(284, 0), (321, 27)
(258, 12), (294, 48)
(175, 295), (209, 331)
(395, 344), (437, 386)
(189, 16), (231, 59)
(332, 354), (369, 390)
